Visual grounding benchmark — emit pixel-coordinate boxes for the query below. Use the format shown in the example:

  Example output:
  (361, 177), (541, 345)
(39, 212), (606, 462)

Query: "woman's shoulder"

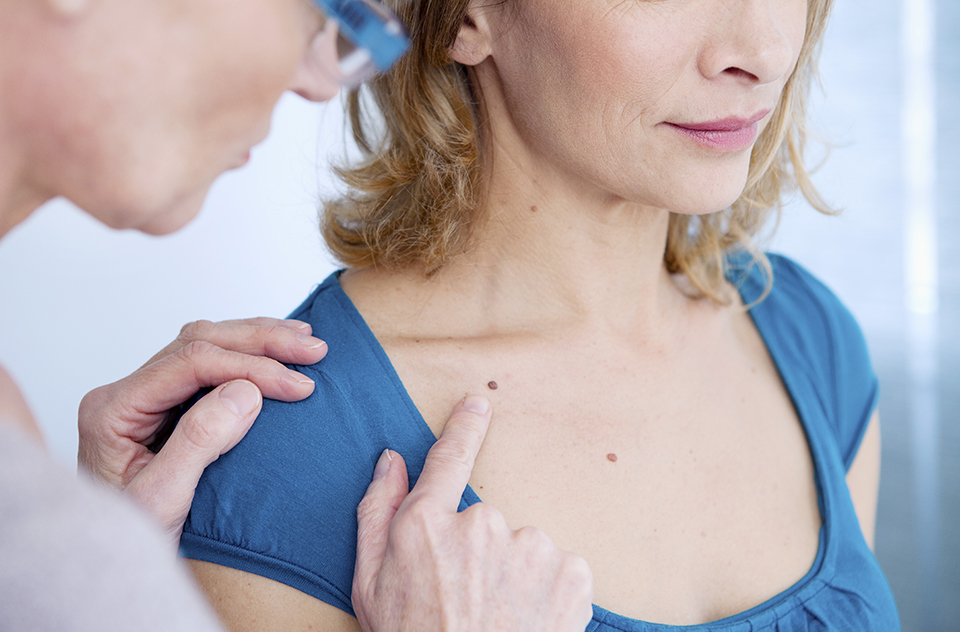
(759, 253), (872, 379)
(733, 252), (879, 469)
(730, 252), (859, 332)
(181, 272), (437, 616)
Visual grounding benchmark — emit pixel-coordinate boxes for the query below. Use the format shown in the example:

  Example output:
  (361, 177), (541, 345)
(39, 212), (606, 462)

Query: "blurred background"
(0, 0), (955, 629)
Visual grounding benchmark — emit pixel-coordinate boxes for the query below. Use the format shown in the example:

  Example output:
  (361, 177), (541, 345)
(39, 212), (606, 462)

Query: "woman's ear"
(449, 4), (494, 66)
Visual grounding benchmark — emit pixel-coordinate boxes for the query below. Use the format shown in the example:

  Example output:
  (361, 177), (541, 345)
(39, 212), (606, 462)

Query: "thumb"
(124, 379), (261, 543)
(353, 450), (409, 598)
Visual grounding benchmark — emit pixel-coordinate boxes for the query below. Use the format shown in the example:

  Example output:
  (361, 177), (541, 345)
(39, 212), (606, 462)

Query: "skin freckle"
(607, 453), (618, 462)
(487, 380), (498, 390)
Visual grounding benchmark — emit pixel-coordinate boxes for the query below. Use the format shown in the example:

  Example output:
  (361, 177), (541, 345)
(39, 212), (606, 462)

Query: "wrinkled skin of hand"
(353, 396), (595, 632)
(78, 317), (328, 543)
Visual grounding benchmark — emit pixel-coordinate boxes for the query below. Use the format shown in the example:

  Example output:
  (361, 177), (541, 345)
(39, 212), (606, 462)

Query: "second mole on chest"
(607, 453), (618, 462)
(487, 381), (498, 390)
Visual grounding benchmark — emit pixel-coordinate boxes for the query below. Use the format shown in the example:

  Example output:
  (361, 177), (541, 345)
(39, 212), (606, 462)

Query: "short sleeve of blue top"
(181, 253), (900, 631)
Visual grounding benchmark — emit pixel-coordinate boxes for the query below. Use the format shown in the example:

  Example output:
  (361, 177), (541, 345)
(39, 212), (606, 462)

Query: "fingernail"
(286, 320), (312, 333)
(298, 334), (326, 350)
(287, 369), (315, 386)
(373, 449), (393, 480)
(462, 394), (490, 415)
(219, 381), (260, 416)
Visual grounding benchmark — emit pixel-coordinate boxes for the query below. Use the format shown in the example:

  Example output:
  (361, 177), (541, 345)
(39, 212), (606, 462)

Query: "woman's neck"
(455, 152), (681, 330)
(343, 145), (689, 344)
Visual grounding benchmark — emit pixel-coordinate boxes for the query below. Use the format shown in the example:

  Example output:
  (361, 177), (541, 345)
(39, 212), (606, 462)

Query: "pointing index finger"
(409, 395), (492, 511)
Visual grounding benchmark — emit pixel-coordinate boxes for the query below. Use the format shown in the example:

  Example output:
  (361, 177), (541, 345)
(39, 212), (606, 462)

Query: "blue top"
(181, 254), (900, 631)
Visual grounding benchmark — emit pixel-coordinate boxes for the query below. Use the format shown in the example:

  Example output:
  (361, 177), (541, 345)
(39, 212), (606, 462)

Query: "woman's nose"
(697, 0), (805, 86)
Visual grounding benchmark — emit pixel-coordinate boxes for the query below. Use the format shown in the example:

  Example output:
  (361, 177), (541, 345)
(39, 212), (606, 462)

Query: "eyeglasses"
(309, 0), (410, 88)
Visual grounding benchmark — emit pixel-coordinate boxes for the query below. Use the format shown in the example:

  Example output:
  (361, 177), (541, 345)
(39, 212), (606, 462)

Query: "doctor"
(0, 0), (593, 630)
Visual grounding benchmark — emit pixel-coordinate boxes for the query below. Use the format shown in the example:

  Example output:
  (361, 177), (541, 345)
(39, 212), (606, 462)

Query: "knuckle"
(516, 525), (555, 554)
(78, 384), (108, 415)
(263, 323), (286, 337)
(77, 384), (117, 436)
(561, 553), (594, 591)
(400, 497), (434, 526)
(447, 409), (487, 440)
(393, 499), (441, 540)
(177, 406), (227, 453)
(177, 319), (214, 343)
(427, 436), (476, 472)
(467, 502), (505, 531)
(260, 325), (291, 349)
(456, 504), (508, 547)
(355, 493), (379, 524)
(243, 317), (276, 328)
(179, 412), (217, 448)
(178, 339), (217, 363)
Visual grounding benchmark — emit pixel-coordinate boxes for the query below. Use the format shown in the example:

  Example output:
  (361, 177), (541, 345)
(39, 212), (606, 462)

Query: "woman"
(182, 0), (900, 628)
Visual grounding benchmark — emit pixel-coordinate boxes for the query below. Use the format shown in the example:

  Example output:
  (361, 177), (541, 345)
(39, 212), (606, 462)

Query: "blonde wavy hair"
(323, 0), (835, 302)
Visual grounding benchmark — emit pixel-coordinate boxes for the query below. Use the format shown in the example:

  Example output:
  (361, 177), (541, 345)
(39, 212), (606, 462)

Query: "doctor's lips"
(665, 109), (771, 152)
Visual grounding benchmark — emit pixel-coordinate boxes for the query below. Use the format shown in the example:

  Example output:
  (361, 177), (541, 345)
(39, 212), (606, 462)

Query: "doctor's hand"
(77, 317), (327, 543)
(353, 395), (595, 632)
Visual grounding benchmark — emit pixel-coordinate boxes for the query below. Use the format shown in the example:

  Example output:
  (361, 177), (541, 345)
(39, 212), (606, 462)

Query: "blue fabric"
(181, 253), (900, 630)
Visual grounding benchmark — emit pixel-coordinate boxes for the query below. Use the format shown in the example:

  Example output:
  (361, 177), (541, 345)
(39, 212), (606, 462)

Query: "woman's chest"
(385, 333), (823, 625)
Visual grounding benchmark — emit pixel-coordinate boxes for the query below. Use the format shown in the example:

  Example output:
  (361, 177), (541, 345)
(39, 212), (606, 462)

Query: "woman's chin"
(621, 161), (751, 217)
(667, 177), (751, 216)
(657, 191), (748, 217)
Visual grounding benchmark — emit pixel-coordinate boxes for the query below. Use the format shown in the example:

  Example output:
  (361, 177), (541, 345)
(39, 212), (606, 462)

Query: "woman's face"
(24, 0), (339, 234)
(470, 0), (809, 215)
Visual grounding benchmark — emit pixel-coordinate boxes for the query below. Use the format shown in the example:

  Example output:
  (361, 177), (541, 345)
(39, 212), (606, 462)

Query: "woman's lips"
(666, 110), (771, 152)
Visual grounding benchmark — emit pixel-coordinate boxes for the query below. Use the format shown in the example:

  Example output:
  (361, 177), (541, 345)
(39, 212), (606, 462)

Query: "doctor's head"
(1, 0), (400, 234)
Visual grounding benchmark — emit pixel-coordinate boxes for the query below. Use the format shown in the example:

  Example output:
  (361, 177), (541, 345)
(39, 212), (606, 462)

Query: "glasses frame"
(309, 0), (410, 87)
